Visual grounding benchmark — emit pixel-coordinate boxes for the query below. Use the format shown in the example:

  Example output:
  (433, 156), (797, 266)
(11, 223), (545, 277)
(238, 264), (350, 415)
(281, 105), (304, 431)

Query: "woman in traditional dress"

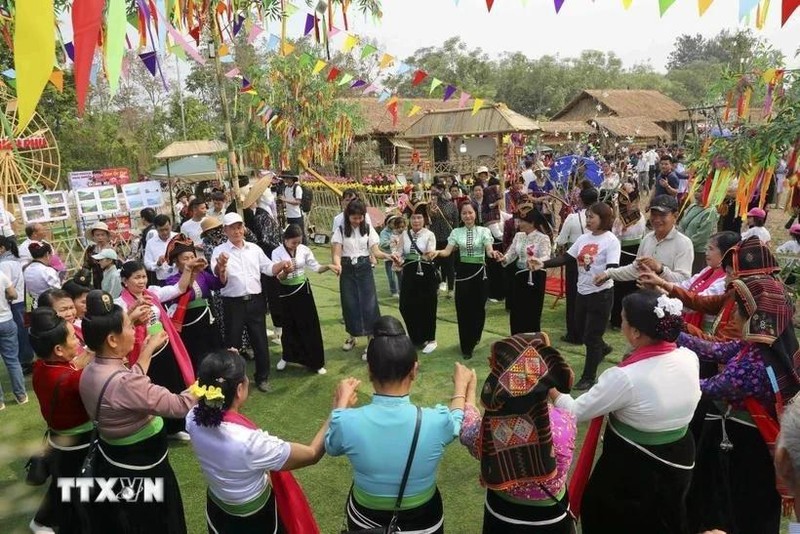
(325, 316), (471, 533)
(396, 202), (439, 354)
(117, 260), (199, 439)
(78, 290), (197, 533)
(162, 234), (223, 371)
(29, 307), (91, 534)
(186, 350), (358, 533)
(432, 201), (501, 358)
(500, 202), (552, 335)
(674, 276), (800, 534)
(551, 290), (701, 533)
(24, 242), (61, 304)
(460, 333), (576, 533)
(271, 224), (334, 374)
(63, 275), (93, 344)
(331, 199), (393, 360)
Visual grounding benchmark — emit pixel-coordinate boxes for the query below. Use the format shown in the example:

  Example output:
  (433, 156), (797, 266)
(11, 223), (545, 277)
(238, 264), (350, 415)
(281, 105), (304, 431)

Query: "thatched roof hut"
(402, 103), (540, 138)
(344, 98), (464, 138)
(592, 116), (669, 140)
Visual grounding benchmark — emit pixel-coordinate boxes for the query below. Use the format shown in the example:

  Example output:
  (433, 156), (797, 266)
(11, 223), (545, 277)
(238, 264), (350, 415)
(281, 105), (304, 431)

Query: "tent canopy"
(402, 103), (540, 138)
(154, 140), (227, 160)
(150, 155), (224, 183)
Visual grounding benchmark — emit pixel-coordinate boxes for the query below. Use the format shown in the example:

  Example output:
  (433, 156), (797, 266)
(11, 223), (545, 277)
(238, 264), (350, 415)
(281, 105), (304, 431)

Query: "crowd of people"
(5, 158), (800, 534)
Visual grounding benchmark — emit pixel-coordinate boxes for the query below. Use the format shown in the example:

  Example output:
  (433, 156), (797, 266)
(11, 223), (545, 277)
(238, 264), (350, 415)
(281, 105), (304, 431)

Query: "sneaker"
(342, 337), (356, 351)
(362, 347), (368, 362)
(488, 298), (500, 304)
(422, 341), (438, 354)
(274, 327), (283, 339)
(266, 328), (275, 338)
(167, 431), (191, 441)
(438, 283), (447, 293)
(15, 394), (28, 405)
(276, 359), (287, 371)
(573, 378), (596, 391)
(256, 381), (272, 393)
(29, 519), (55, 534)
(0, 402), (5, 411)
(316, 367), (327, 375)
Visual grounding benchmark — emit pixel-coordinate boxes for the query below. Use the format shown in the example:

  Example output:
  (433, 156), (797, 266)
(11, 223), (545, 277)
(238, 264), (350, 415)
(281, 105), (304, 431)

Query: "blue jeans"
(11, 301), (33, 366)
(384, 261), (401, 295)
(0, 318), (25, 399)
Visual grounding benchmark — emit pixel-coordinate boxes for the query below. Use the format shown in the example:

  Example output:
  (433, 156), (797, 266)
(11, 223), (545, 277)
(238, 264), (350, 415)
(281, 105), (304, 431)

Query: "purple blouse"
(676, 332), (773, 409)
(460, 403), (576, 501)
(164, 270), (223, 304)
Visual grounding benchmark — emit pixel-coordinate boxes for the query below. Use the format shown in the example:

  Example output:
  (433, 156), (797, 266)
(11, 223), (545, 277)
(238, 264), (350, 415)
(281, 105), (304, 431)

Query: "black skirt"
(399, 261), (438, 346)
(581, 422), (695, 534)
(34, 431), (93, 533)
(609, 243), (639, 328)
(486, 242), (507, 301)
(509, 268), (547, 335)
(86, 426), (187, 534)
(454, 262), (488, 356)
(345, 487), (444, 533)
(279, 281), (325, 371)
(263, 274), (284, 328)
(483, 489), (574, 534)
(180, 305), (221, 372)
(147, 341), (187, 435)
(205, 490), (286, 534)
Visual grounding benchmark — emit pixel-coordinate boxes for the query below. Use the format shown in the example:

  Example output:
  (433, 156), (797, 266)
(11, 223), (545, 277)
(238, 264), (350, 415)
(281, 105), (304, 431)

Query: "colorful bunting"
(411, 70), (428, 86)
(361, 44), (378, 60)
(784, 0), (800, 25)
(327, 67), (341, 82)
(13, 0), (54, 131)
(351, 79), (367, 89)
(139, 52), (158, 76)
(247, 24), (264, 44)
(458, 91), (471, 108)
(659, 0), (677, 15)
(241, 77), (256, 94)
(159, 8), (206, 65)
(472, 98), (485, 116)
(64, 42), (75, 62)
(312, 59), (327, 75)
(342, 34), (359, 53)
(266, 34), (280, 52)
(396, 63), (411, 76)
(377, 89), (391, 103)
(72, 0), (105, 115)
(486, 0), (495, 12)
(218, 44), (230, 57)
(739, 0), (760, 19)
(49, 69), (64, 93)
(1, 69), (14, 79)
(622, 0), (634, 9)
(443, 85), (457, 101)
(303, 13), (315, 35)
(554, 0), (566, 13)
(299, 53), (314, 68)
(698, 0), (715, 15)
(224, 67), (240, 78)
(329, 26), (341, 37)
(429, 77), (443, 95)
(105, 0), (127, 96)
(233, 14), (245, 36)
(408, 105), (422, 117)
(338, 73), (354, 86)
(281, 42), (295, 56)
(379, 54), (395, 69)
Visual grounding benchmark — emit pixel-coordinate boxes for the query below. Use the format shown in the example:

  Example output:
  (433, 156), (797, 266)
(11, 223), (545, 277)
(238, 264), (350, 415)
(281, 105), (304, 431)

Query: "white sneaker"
(438, 283), (447, 293)
(392, 293), (400, 299)
(342, 337), (356, 351)
(274, 327), (283, 338)
(362, 347), (368, 361)
(267, 328), (275, 337)
(168, 431), (191, 442)
(276, 359), (287, 371)
(488, 298), (500, 304)
(317, 367), (327, 375)
(29, 519), (55, 534)
(422, 341), (438, 354)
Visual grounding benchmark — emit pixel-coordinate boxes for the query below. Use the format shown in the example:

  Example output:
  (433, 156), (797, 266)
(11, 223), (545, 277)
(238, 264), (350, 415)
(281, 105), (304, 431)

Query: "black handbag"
(25, 371), (69, 486)
(342, 406), (422, 534)
(407, 230), (441, 285)
(79, 370), (125, 478)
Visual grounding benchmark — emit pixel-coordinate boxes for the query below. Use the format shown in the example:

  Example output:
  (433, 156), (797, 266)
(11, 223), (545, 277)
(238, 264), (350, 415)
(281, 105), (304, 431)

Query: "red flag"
(486, 0), (495, 11)
(388, 100), (399, 126)
(784, 0), (800, 25)
(327, 67), (341, 82)
(567, 417), (603, 518)
(72, 0), (106, 115)
(411, 69), (428, 86)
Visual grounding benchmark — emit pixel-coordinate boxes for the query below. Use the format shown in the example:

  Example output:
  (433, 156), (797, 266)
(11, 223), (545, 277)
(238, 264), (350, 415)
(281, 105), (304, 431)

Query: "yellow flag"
(622, 0), (633, 8)
(14, 0), (55, 133)
(379, 54), (395, 69)
(408, 105), (422, 117)
(49, 69), (63, 93)
(698, 0), (714, 15)
(472, 98), (484, 116)
(761, 67), (777, 85)
(218, 44), (230, 57)
(312, 60), (327, 75)
(342, 34), (359, 53)
(282, 42), (295, 56)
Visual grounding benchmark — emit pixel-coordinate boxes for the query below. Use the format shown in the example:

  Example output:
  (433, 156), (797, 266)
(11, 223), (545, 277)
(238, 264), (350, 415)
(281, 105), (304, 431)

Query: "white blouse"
(400, 228), (436, 257)
(555, 347), (701, 432)
(272, 244), (322, 280)
(115, 284), (183, 324)
(777, 240), (800, 255)
(332, 224), (379, 259)
(504, 230), (552, 269)
(24, 261), (60, 301)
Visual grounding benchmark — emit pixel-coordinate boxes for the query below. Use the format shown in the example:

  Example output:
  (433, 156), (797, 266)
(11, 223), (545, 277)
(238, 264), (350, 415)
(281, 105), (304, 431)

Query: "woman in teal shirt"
(325, 316), (475, 533)
(432, 201), (501, 357)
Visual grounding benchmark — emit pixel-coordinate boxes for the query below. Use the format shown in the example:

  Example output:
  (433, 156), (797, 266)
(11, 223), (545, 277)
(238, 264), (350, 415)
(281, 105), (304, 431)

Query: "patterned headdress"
(733, 277), (794, 346)
(617, 185), (641, 229)
(479, 333), (574, 490)
(165, 233), (196, 265)
(723, 235), (780, 278)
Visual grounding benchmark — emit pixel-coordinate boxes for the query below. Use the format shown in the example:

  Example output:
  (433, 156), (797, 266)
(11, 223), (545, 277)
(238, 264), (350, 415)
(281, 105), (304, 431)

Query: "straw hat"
(85, 221), (113, 242)
(200, 217), (223, 235)
(475, 166), (490, 175)
(242, 172), (274, 209)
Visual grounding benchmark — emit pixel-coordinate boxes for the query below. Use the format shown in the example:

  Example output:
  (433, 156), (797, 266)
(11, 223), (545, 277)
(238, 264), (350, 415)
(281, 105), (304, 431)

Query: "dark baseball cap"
(648, 194), (678, 213)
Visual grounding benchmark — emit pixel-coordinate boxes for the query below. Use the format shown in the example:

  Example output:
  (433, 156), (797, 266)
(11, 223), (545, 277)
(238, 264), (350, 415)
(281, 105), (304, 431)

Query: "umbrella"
(549, 155), (602, 187)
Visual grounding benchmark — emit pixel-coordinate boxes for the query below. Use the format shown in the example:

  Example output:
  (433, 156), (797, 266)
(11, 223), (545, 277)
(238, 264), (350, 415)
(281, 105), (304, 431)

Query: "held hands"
(426, 250), (439, 261)
(129, 301), (153, 325)
(490, 250), (504, 262)
(593, 272), (610, 286)
(637, 270), (667, 291)
(330, 264), (342, 276)
(333, 377), (361, 409)
(528, 258), (544, 271)
(190, 257), (209, 273)
(453, 362), (475, 394)
(636, 257), (662, 274)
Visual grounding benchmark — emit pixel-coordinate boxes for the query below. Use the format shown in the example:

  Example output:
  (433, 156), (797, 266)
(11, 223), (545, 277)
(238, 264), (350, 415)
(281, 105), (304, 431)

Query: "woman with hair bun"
(550, 289), (701, 533)
(78, 290), (197, 533)
(186, 350), (359, 533)
(325, 316), (474, 533)
(23, 242), (60, 304)
(28, 307), (89, 534)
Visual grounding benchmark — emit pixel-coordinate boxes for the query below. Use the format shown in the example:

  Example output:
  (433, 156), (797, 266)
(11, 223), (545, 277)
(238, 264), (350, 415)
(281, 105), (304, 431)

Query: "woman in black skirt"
(396, 202), (439, 354)
(499, 202), (553, 335)
(78, 290), (197, 534)
(272, 224), (335, 374)
(433, 201), (501, 358)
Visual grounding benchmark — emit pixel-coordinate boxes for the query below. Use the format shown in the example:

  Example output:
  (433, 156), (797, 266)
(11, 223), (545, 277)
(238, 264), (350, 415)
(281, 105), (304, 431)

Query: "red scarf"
(120, 288), (194, 387)
(221, 411), (321, 534)
(567, 341), (677, 518)
(682, 268), (725, 329)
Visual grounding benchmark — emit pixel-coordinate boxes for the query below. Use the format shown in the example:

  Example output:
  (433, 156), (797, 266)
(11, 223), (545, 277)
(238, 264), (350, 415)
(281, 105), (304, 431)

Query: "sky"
(283, 0), (800, 72)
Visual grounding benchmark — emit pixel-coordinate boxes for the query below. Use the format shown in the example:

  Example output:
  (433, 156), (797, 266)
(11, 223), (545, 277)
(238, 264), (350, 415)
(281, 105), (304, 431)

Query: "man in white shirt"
(635, 150), (650, 192)
(206, 191), (227, 221)
(211, 213), (292, 393)
(521, 160), (536, 190)
(144, 215), (178, 283)
(180, 198), (207, 248)
(279, 174), (305, 243)
(19, 223), (47, 264)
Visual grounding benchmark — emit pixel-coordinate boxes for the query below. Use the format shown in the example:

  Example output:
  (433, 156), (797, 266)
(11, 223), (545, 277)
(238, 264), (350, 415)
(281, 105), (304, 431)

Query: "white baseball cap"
(223, 212), (244, 226)
(91, 249), (118, 261)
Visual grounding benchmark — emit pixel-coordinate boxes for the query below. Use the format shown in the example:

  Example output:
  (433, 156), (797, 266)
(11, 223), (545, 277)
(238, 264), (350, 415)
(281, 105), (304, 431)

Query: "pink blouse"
(460, 403), (576, 501)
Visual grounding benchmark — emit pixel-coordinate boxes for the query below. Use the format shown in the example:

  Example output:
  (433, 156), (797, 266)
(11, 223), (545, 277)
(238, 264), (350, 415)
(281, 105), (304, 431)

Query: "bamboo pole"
(299, 157), (343, 197)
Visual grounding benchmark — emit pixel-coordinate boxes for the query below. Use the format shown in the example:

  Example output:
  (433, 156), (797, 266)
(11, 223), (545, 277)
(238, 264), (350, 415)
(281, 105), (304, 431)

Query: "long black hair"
(28, 307), (70, 360)
(622, 290), (684, 342)
(0, 236), (19, 258)
(81, 290), (126, 352)
(193, 350), (247, 427)
(343, 199), (369, 238)
(366, 316), (417, 384)
(29, 242), (52, 260)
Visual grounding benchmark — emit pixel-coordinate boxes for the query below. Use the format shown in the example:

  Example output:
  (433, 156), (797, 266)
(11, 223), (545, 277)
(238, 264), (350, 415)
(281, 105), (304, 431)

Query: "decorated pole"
(299, 157), (343, 197)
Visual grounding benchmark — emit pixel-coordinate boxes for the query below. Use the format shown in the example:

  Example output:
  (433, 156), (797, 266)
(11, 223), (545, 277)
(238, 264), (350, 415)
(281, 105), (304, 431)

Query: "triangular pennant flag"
(622, 0), (633, 9)
(377, 89), (391, 103)
(351, 79), (367, 89)
(361, 44), (378, 60)
(281, 42), (295, 56)
(105, 0), (126, 96)
(472, 98), (484, 116)
(659, 0), (676, 15)
(342, 34), (359, 53)
(554, 0), (565, 12)
(784, 0), (800, 26)
(247, 24), (264, 44)
(284, 2), (299, 17)
(408, 105), (422, 117)
(762, 68), (777, 84)
(299, 53), (314, 68)
(412, 70), (428, 86)
(363, 83), (378, 95)
(429, 77), (443, 95)
(218, 43), (229, 57)
(304, 13), (315, 35)
(486, 0), (495, 11)
(739, 0), (759, 19)
(443, 85), (457, 101)
(71, 0), (104, 115)
(233, 14), (245, 36)
(458, 91), (471, 108)
(338, 73), (354, 86)
(327, 67), (341, 82)
(401, 100), (413, 115)
(329, 26), (341, 37)
(396, 62), (411, 76)
(388, 100), (399, 126)
(139, 52), (158, 76)
(241, 77), (256, 94)
(64, 42), (75, 61)
(49, 69), (63, 92)
(224, 67), (240, 78)
(698, 0), (714, 15)
(379, 54), (395, 69)
(2, 69), (15, 79)
(266, 34), (280, 52)
(312, 59), (327, 75)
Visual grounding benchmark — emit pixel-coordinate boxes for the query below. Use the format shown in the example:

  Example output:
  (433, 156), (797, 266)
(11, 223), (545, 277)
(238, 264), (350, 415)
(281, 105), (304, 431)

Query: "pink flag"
(248, 24), (264, 44)
(458, 91), (471, 108)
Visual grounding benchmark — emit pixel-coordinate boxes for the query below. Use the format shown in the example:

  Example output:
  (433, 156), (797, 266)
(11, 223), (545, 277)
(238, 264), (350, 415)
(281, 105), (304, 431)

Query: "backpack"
(295, 184), (313, 213)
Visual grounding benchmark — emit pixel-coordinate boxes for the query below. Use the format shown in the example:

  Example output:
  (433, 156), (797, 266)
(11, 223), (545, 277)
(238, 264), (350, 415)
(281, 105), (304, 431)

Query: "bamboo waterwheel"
(0, 87), (60, 207)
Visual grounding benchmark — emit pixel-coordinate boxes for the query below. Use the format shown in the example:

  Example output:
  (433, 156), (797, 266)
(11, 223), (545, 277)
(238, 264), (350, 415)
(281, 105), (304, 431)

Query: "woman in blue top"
(325, 316), (474, 533)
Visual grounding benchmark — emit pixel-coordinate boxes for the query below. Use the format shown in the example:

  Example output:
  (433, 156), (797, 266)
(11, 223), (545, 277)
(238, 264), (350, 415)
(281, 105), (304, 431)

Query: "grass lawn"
(0, 247), (626, 534)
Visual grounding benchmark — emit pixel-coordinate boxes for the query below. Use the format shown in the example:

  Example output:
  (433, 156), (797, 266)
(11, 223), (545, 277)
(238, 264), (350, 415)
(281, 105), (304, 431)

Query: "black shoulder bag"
(25, 371), (69, 486)
(342, 406), (423, 534)
(407, 230), (441, 284)
(80, 370), (125, 478)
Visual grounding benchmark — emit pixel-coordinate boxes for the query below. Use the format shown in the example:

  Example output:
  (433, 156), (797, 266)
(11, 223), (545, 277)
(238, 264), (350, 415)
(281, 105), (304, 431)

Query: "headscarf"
(724, 235), (780, 278)
(165, 234), (196, 265)
(479, 333), (573, 490)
